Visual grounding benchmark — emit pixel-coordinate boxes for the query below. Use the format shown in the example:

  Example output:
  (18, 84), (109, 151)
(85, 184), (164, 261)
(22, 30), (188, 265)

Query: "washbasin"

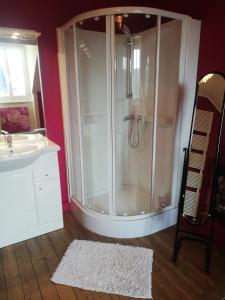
(0, 133), (44, 145)
(0, 134), (59, 172)
(0, 144), (40, 158)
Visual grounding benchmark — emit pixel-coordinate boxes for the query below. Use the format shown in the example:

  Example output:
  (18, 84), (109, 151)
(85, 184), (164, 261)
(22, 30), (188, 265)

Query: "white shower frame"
(57, 7), (201, 238)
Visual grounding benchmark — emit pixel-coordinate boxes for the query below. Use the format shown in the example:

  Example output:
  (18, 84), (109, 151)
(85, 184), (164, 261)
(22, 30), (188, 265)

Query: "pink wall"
(0, 0), (224, 236)
(38, 32), (70, 211)
(195, 1), (225, 248)
(0, 1), (69, 211)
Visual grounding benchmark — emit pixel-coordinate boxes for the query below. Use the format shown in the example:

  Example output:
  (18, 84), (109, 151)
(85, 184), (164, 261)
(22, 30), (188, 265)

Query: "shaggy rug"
(51, 240), (153, 299)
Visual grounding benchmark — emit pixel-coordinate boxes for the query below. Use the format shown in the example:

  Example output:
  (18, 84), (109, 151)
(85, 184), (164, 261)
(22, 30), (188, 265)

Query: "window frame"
(0, 43), (31, 103)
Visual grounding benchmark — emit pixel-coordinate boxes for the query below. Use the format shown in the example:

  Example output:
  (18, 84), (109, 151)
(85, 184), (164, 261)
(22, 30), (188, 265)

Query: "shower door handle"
(123, 115), (142, 121)
(123, 116), (130, 121)
(123, 114), (136, 121)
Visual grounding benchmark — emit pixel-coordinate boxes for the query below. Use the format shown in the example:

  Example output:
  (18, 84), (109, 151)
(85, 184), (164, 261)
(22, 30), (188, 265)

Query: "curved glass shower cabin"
(58, 7), (201, 237)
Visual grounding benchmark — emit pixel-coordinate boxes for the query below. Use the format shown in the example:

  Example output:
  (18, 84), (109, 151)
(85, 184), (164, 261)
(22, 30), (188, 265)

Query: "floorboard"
(1, 212), (225, 300)
(26, 238), (59, 299)
(1, 245), (25, 300)
(14, 242), (42, 300)
(0, 248), (8, 300)
(37, 234), (77, 300)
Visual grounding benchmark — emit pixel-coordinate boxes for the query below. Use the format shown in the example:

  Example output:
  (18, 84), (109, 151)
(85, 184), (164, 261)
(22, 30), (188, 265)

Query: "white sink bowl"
(0, 134), (59, 172)
(0, 144), (40, 158)
(0, 133), (44, 145)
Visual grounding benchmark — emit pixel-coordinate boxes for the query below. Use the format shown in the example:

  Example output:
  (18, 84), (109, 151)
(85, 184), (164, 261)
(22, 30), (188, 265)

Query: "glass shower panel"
(114, 14), (157, 216)
(153, 18), (182, 211)
(76, 17), (110, 214)
(64, 27), (83, 202)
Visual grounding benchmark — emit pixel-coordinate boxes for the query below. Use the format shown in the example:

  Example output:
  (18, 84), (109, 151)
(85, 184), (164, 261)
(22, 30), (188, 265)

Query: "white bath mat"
(51, 240), (153, 299)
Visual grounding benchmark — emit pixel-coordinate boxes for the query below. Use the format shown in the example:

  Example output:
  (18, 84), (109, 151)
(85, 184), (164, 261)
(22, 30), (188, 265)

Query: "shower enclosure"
(58, 7), (201, 237)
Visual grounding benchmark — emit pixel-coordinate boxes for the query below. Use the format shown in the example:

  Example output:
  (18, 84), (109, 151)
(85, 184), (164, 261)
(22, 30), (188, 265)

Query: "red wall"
(0, 1), (70, 211)
(195, 1), (225, 248)
(197, 0), (225, 78)
(0, 0), (224, 236)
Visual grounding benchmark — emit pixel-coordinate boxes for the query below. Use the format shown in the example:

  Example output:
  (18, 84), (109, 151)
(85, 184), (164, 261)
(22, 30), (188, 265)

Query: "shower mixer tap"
(123, 114), (142, 121)
(123, 114), (142, 148)
(1, 130), (12, 148)
(123, 115), (134, 121)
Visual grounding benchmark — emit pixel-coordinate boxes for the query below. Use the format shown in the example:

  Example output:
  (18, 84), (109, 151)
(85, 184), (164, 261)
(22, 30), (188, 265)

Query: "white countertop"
(0, 133), (60, 172)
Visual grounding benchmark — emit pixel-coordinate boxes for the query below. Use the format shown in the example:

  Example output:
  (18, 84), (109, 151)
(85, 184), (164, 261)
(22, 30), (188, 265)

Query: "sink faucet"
(1, 130), (13, 148)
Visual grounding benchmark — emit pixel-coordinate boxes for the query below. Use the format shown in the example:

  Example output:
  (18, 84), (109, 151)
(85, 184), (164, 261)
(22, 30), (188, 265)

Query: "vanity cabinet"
(0, 150), (63, 248)
(35, 178), (62, 225)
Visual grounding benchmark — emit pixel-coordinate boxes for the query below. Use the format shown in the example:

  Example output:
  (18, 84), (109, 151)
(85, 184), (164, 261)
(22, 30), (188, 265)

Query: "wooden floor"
(1, 213), (225, 300)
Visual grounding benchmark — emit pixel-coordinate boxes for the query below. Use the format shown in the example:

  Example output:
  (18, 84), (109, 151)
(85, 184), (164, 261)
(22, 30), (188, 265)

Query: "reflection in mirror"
(183, 72), (225, 224)
(0, 28), (45, 134)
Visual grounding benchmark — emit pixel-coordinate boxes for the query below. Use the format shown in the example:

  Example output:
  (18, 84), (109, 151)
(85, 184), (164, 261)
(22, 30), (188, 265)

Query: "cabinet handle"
(45, 174), (48, 177)
(39, 187), (42, 191)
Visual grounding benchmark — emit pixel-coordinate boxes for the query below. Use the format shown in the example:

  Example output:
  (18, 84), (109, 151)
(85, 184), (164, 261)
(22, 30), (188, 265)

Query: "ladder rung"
(189, 152), (206, 170)
(194, 109), (213, 133)
(192, 134), (209, 152)
(186, 171), (203, 189)
(183, 190), (200, 218)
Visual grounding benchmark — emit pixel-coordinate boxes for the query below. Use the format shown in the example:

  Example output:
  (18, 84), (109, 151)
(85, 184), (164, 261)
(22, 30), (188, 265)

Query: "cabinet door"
(0, 173), (37, 246)
(35, 179), (62, 225)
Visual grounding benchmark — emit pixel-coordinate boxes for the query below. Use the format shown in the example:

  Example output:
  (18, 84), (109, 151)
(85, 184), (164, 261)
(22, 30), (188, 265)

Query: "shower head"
(122, 24), (133, 45)
(122, 24), (131, 36)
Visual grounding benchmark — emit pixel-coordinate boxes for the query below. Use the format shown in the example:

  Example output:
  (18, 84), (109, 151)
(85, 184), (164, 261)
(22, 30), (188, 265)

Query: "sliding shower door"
(113, 14), (182, 215)
(114, 14), (157, 216)
(75, 17), (111, 214)
(64, 27), (83, 202)
(153, 18), (182, 211)
(65, 11), (183, 217)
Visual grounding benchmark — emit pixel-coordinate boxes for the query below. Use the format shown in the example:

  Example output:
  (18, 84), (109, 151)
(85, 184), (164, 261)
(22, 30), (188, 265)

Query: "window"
(132, 40), (141, 99)
(0, 44), (30, 101)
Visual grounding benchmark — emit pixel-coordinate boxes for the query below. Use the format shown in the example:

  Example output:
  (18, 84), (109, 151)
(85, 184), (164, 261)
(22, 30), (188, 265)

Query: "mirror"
(183, 72), (225, 224)
(0, 28), (45, 134)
